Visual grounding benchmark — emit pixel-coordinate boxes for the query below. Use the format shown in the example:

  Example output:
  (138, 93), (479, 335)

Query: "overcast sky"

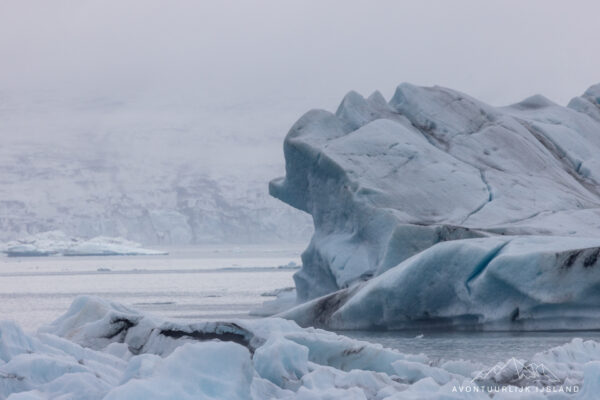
(1, 0), (599, 109)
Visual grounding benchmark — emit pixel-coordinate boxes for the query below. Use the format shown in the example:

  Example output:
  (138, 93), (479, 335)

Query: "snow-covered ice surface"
(1, 231), (167, 257)
(0, 296), (598, 399)
(270, 82), (600, 330)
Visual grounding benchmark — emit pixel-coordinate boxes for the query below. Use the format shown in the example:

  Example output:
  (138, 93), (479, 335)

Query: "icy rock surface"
(1, 296), (598, 399)
(270, 83), (600, 309)
(1, 230), (167, 257)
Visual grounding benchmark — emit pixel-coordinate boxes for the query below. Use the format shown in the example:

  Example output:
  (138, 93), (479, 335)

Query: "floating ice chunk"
(2, 297), (600, 398)
(2, 231), (167, 257)
(103, 342), (254, 400)
(253, 337), (309, 388)
(0, 322), (38, 362)
(577, 361), (600, 399)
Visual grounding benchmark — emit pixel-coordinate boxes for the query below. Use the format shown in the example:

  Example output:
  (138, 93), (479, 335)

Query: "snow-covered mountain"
(0, 93), (313, 244)
(271, 82), (600, 329)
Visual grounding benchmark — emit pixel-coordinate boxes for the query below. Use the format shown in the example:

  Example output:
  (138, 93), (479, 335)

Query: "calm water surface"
(342, 330), (600, 364)
(0, 245), (300, 331)
(2, 245), (598, 366)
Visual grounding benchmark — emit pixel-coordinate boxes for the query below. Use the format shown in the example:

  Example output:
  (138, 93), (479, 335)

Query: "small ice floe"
(2, 230), (168, 257)
(277, 261), (299, 270)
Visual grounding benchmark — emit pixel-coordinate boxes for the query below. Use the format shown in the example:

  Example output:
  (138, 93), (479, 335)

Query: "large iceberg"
(270, 83), (600, 328)
(1, 296), (598, 399)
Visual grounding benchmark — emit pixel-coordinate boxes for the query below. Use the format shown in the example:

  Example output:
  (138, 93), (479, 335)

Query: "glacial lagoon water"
(341, 330), (600, 365)
(1, 245), (598, 365)
(0, 245), (301, 332)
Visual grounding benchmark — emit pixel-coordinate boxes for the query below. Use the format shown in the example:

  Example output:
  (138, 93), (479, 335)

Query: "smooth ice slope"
(2, 296), (599, 399)
(270, 83), (600, 306)
(283, 236), (600, 330)
(1, 231), (167, 257)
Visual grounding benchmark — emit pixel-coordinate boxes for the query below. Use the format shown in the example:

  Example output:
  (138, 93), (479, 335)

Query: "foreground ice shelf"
(1, 296), (598, 399)
(270, 82), (600, 330)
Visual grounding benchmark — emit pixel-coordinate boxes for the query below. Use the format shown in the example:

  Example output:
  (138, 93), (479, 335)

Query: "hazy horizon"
(1, 0), (599, 110)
